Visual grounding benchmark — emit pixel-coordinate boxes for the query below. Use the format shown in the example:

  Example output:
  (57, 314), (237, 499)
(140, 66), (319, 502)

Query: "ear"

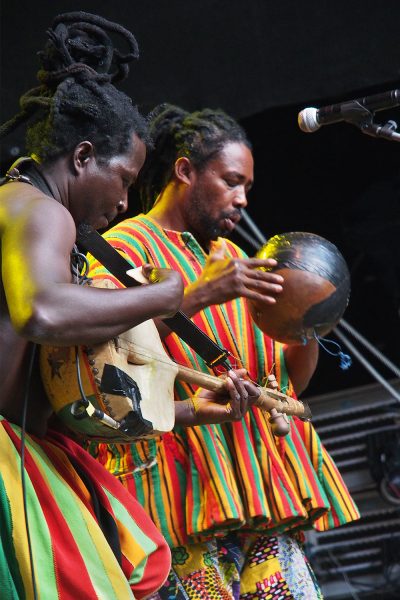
(73, 141), (95, 173)
(174, 156), (195, 185)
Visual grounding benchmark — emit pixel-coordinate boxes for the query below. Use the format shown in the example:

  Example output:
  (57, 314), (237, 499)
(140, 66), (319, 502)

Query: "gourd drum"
(247, 232), (351, 344)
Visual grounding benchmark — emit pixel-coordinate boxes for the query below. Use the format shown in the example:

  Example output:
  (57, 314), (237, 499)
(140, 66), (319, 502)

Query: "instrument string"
(110, 336), (235, 386)
(91, 337), (307, 416)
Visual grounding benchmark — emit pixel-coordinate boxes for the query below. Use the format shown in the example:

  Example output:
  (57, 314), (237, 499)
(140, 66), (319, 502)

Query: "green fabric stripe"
(240, 414), (266, 500)
(0, 472), (25, 600)
(276, 342), (290, 392)
(285, 434), (315, 499)
(5, 428), (59, 599)
(319, 456), (350, 524)
(127, 221), (169, 267)
(27, 437), (122, 600)
(103, 488), (157, 586)
(191, 426), (239, 517)
(108, 444), (123, 476)
(106, 229), (149, 262)
(162, 457), (187, 548)
(139, 218), (204, 281)
(253, 325), (267, 383)
(127, 468), (145, 508)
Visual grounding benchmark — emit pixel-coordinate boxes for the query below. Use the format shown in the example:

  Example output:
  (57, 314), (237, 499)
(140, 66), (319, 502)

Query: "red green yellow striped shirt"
(87, 214), (360, 548)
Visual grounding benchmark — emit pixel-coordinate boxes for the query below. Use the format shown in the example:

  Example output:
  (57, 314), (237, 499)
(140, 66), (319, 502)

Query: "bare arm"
(283, 339), (319, 396)
(2, 189), (183, 345)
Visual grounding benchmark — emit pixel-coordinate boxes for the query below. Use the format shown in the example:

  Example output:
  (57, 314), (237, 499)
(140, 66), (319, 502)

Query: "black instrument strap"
(77, 223), (230, 369)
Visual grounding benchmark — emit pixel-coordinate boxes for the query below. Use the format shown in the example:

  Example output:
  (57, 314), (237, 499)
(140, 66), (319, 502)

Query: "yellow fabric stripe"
(0, 425), (36, 599)
(32, 439), (133, 600)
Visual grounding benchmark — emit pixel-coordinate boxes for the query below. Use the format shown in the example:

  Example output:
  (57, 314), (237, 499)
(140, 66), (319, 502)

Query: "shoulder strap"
(77, 223), (231, 369)
(2, 157), (54, 197)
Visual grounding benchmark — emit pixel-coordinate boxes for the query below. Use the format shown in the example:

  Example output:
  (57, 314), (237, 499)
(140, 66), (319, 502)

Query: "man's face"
(185, 142), (254, 245)
(73, 132), (146, 230)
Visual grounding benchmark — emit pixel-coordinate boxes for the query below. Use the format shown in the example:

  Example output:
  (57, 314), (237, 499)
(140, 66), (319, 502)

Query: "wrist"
(175, 398), (199, 427)
(183, 284), (208, 316)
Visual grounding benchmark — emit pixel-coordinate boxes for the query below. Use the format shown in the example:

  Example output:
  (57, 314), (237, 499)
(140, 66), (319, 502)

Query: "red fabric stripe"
(112, 225), (188, 280)
(162, 436), (186, 540)
(4, 422), (97, 599)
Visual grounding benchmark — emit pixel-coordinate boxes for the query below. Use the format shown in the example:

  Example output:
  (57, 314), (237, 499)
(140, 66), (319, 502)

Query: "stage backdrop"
(2, 0), (400, 124)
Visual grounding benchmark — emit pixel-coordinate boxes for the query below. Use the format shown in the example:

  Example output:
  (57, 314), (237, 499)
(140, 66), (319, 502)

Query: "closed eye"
(122, 177), (133, 189)
(224, 173), (253, 191)
(224, 179), (239, 188)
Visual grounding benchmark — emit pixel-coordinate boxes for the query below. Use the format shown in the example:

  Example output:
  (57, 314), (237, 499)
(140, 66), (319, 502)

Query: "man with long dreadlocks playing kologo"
(0, 13), (257, 600)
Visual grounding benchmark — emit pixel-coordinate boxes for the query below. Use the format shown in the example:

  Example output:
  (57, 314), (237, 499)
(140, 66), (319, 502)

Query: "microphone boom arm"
(359, 118), (400, 142)
(340, 102), (400, 141)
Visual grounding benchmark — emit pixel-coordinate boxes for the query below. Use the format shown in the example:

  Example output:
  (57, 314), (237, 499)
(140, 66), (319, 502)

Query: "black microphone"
(298, 89), (400, 133)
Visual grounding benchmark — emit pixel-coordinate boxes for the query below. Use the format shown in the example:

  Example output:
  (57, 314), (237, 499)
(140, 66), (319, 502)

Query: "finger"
(244, 278), (284, 296)
(238, 287), (282, 305)
(222, 376), (240, 419)
(141, 263), (154, 279)
(246, 258), (280, 269)
(227, 370), (248, 417)
(232, 367), (248, 379)
(243, 380), (261, 406)
(244, 268), (284, 285)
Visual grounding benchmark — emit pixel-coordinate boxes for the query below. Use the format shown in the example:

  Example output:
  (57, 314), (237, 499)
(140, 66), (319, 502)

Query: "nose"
(233, 186), (248, 209)
(117, 196), (128, 214)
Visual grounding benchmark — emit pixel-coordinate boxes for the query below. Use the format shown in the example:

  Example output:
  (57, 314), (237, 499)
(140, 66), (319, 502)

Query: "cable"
(314, 333), (352, 370)
(20, 342), (39, 600)
(70, 346), (90, 418)
(70, 244), (91, 286)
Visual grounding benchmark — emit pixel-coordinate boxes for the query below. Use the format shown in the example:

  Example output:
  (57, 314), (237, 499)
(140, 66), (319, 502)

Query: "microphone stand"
(359, 119), (400, 142)
(343, 104), (400, 141)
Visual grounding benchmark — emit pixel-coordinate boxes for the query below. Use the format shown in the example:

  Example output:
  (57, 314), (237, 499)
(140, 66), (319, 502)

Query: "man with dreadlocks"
(88, 104), (360, 600)
(0, 17), (256, 599)
(0, 15), (197, 600)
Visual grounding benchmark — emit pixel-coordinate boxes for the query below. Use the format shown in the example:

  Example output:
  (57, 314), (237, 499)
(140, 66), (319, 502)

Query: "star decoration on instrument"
(46, 348), (70, 379)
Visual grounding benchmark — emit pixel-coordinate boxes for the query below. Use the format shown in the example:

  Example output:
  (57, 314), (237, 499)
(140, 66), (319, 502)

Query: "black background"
(2, 0), (400, 397)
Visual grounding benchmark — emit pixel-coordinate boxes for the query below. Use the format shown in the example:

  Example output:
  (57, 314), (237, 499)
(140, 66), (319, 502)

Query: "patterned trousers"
(149, 532), (323, 599)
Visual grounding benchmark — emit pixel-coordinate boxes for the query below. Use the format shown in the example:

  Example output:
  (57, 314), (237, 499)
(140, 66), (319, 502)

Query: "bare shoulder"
(0, 182), (75, 245)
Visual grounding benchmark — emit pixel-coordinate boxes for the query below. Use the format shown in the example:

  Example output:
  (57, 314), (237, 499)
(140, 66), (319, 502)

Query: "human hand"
(141, 263), (184, 317)
(186, 368), (261, 425)
(185, 240), (284, 312)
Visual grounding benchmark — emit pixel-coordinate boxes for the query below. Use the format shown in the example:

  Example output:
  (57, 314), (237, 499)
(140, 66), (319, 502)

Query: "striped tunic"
(0, 416), (170, 600)
(87, 214), (360, 549)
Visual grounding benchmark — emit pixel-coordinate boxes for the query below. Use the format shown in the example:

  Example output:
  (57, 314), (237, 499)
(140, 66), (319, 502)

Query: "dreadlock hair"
(137, 103), (252, 212)
(0, 12), (149, 163)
